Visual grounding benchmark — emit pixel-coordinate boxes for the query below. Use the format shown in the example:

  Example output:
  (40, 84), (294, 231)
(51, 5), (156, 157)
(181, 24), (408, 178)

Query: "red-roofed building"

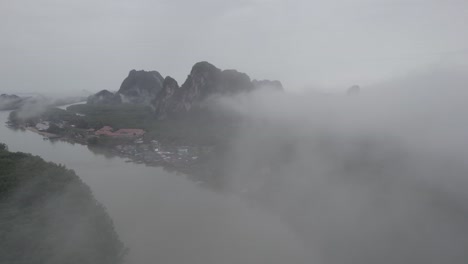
(95, 126), (115, 136)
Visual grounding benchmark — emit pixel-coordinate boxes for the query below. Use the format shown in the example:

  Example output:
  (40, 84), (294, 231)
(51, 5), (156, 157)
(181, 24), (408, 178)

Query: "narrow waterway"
(0, 110), (309, 264)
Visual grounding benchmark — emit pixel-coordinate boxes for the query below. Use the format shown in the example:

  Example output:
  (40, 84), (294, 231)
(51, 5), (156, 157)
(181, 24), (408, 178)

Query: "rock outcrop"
(87, 90), (121, 105)
(87, 62), (283, 119)
(117, 70), (164, 104)
(152, 61), (283, 119)
(220, 69), (254, 94)
(153, 76), (180, 120)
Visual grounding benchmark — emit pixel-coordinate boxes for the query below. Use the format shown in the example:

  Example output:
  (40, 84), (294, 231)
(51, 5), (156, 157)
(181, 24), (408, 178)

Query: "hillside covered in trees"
(0, 143), (125, 264)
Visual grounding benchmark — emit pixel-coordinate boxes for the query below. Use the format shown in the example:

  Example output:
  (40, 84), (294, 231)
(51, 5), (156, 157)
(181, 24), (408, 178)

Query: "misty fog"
(67, 68), (468, 263)
(2, 0), (468, 263)
(2, 66), (468, 264)
(210, 68), (468, 263)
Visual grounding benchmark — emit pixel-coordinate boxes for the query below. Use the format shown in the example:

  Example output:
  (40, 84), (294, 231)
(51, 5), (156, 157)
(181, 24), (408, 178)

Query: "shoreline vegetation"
(0, 143), (126, 263)
(6, 103), (227, 186)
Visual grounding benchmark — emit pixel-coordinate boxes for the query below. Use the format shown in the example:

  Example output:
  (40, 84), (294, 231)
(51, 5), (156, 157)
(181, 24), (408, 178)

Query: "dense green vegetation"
(67, 104), (154, 130)
(0, 144), (125, 264)
(68, 104), (236, 146)
(9, 103), (238, 146)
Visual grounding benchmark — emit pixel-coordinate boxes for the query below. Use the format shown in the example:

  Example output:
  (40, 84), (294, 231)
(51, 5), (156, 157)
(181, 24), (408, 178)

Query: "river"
(0, 110), (309, 264)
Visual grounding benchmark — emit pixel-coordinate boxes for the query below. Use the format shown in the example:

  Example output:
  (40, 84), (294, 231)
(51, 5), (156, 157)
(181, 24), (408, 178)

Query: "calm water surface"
(0, 110), (309, 264)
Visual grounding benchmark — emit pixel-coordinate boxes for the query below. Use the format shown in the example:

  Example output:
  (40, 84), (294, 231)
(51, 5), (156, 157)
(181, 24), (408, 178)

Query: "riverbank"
(6, 102), (222, 185)
(25, 126), (61, 139)
(9, 119), (215, 183)
(0, 109), (313, 264)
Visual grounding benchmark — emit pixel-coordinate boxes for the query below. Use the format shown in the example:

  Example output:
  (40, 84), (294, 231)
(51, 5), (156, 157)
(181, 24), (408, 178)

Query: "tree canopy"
(0, 144), (125, 264)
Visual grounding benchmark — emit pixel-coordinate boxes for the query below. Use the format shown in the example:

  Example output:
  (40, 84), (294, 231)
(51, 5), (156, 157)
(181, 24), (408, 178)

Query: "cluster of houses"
(34, 121), (212, 168)
(92, 126), (208, 167)
(35, 120), (66, 131)
(113, 139), (203, 167)
(95, 126), (145, 137)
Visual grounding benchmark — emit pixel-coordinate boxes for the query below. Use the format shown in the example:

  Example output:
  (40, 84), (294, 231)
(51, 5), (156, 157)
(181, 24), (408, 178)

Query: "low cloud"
(212, 68), (468, 263)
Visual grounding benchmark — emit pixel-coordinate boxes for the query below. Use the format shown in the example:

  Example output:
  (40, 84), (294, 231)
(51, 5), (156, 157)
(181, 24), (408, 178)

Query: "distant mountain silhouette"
(87, 62), (283, 119)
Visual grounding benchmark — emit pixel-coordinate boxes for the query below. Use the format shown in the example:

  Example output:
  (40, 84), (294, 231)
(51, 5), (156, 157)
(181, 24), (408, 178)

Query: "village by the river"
(7, 104), (214, 172)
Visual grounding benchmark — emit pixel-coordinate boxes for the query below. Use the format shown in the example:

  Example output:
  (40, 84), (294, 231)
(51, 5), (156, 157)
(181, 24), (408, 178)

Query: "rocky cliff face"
(87, 62), (283, 119)
(117, 70), (164, 104)
(152, 76), (180, 120)
(220, 69), (254, 94)
(152, 61), (283, 119)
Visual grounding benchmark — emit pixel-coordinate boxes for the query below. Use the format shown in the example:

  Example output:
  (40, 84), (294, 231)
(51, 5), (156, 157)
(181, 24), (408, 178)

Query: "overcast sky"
(1, 0), (468, 94)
